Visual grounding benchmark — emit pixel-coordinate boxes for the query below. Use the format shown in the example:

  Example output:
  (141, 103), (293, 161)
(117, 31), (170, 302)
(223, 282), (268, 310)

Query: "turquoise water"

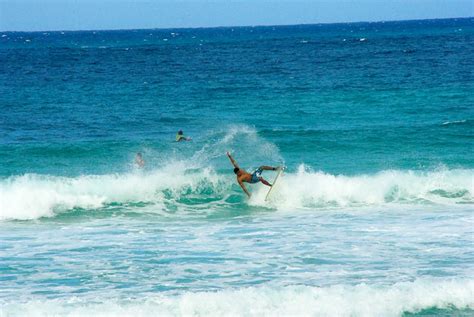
(0, 18), (473, 316)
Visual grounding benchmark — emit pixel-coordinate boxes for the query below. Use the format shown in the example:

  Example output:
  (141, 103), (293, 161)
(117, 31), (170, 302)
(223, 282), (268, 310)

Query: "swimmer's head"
(178, 130), (183, 135)
(233, 167), (239, 174)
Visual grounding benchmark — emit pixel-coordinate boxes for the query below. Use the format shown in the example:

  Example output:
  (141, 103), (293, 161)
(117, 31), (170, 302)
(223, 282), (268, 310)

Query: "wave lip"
(2, 279), (473, 317)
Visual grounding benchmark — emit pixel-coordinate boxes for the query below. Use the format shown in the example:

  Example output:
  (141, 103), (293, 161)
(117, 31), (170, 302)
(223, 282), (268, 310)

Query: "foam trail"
(2, 279), (473, 317)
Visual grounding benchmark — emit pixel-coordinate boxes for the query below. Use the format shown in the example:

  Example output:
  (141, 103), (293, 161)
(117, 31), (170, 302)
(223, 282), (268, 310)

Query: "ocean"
(0, 18), (473, 316)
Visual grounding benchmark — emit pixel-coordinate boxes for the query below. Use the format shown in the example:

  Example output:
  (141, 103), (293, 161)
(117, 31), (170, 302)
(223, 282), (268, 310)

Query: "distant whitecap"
(442, 120), (467, 125)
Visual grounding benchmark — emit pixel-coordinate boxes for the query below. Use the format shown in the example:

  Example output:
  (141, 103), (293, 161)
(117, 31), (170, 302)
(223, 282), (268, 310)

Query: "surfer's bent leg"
(259, 166), (278, 171)
(259, 177), (272, 187)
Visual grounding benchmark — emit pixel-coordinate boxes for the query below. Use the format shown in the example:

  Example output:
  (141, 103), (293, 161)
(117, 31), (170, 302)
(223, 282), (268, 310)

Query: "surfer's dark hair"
(233, 167), (239, 174)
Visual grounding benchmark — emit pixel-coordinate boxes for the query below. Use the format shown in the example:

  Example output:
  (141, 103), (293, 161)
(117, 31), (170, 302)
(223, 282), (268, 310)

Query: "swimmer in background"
(176, 130), (191, 142)
(135, 152), (145, 168)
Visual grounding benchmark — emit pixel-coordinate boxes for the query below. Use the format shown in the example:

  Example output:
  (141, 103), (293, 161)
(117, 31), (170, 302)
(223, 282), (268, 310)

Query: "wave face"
(1, 166), (472, 220)
(1, 121), (472, 220)
(3, 279), (473, 317)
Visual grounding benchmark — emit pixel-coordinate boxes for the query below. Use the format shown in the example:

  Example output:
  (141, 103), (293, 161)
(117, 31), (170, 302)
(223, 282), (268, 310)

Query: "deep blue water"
(0, 18), (473, 316)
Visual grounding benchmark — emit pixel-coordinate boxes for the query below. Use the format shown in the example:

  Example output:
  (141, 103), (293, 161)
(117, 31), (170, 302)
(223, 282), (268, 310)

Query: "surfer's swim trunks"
(250, 167), (263, 183)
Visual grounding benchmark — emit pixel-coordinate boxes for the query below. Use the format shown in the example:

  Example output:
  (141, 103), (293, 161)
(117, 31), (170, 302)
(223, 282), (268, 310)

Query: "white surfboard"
(265, 167), (284, 201)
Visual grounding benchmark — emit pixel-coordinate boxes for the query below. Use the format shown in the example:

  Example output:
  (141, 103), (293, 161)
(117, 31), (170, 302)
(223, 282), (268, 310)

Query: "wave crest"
(1, 166), (472, 220)
(252, 165), (473, 208)
(0, 167), (226, 220)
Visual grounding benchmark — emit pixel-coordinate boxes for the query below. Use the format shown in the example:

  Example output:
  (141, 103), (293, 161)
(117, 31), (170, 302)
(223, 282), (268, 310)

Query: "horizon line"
(1, 16), (472, 33)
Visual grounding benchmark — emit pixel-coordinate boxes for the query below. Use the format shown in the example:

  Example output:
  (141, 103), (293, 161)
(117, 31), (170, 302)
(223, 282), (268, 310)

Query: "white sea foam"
(442, 119), (467, 125)
(0, 165), (472, 220)
(2, 279), (472, 317)
(252, 165), (473, 208)
(0, 167), (225, 220)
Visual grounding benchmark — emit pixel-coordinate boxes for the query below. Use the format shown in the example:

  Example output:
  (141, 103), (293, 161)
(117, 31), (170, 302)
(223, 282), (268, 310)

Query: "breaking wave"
(251, 165), (473, 209)
(2, 278), (473, 317)
(0, 165), (472, 220)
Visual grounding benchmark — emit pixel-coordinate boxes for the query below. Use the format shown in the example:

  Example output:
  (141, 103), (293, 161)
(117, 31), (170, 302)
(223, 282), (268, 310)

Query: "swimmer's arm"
(226, 152), (239, 169)
(238, 179), (251, 198)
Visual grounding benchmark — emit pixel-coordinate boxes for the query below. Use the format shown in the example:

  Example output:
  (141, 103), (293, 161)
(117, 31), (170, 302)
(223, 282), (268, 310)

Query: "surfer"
(226, 151), (279, 198)
(176, 130), (191, 142)
(135, 152), (145, 168)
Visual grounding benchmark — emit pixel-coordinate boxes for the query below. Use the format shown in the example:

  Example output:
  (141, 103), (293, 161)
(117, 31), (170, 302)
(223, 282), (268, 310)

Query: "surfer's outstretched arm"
(226, 152), (239, 169)
(238, 179), (251, 198)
